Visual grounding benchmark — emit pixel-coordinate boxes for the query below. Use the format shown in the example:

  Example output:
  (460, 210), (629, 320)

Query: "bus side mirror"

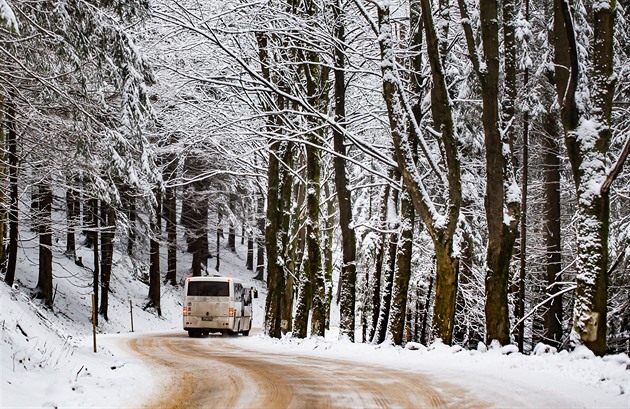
(253, 289), (258, 299)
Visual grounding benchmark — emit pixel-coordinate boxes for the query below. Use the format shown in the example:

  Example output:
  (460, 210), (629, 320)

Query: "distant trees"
(1, 0), (158, 318)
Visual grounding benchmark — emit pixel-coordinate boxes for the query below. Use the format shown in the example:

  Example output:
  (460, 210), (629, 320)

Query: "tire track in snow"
(127, 332), (490, 409)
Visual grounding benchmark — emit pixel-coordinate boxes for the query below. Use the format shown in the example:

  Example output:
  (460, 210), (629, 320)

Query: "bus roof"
(186, 276), (241, 284)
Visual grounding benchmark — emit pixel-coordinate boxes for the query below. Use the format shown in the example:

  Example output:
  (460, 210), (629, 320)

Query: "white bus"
(183, 276), (253, 337)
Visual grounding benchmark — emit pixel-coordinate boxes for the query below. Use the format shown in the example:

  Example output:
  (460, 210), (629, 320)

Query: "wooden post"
(91, 292), (96, 353)
(129, 300), (134, 332)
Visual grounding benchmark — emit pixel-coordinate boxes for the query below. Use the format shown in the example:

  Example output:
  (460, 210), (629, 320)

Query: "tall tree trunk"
(376, 0), (462, 345)
(84, 192), (95, 248)
(5, 94), (18, 286)
(554, 0), (615, 356)
(324, 182), (335, 330)
(283, 182), (305, 335)
(36, 182), (53, 307)
(457, 0), (520, 345)
(0, 95), (6, 271)
(127, 193), (136, 256)
(246, 229), (254, 271)
(515, 0), (532, 353)
(215, 209), (222, 271)
(332, 0), (357, 341)
(90, 198), (99, 327)
(369, 183), (391, 342)
(99, 202), (115, 321)
(65, 184), (80, 259)
(264, 137), (285, 338)
(148, 189), (162, 316)
(164, 184), (177, 285)
(374, 182), (399, 344)
(255, 188), (265, 281)
(388, 188), (414, 345)
(228, 195), (236, 252)
(278, 144), (295, 334)
(542, 102), (563, 348)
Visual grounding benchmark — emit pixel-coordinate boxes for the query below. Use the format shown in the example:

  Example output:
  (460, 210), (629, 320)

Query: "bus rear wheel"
(188, 329), (202, 338)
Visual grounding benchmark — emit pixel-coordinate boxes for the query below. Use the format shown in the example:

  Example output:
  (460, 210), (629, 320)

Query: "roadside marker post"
(130, 300), (134, 332)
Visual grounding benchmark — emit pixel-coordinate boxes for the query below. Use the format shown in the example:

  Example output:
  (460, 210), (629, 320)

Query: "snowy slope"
(1, 227), (266, 408)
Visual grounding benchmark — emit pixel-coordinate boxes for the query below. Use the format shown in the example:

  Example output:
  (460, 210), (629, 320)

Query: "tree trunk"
(246, 231), (254, 271)
(264, 137), (285, 338)
(127, 193), (136, 256)
(5, 94), (18, 287)
(479, 0), (519, 346)
(278, 144), (295, 334)
(164, 185), (177, 285)
(332, 0), (357, 342)
(255, 189), (265, 281)
(515, 0), (532, 353)
(420, 273), (434, 345)
(541, 86), (563, 348)
(36, 183), (53, 307)
(215, 210), (222, 271)
(389, 188), (414, 345)
(228, 195), (236, 252)
(374, 183), (399, 344)
(554, 0), (615, 356)
(376, 0), (462, 345)
(65, 185), (80, 259)
(90, 198), (99, 327)
(0, 95), (6, 271)
(324, 182), (335, 331)
(297, 130), (328, 338)
(99, 202), (115, 321)
(148, 189), (162, 316)
(369, 183), (391, 342)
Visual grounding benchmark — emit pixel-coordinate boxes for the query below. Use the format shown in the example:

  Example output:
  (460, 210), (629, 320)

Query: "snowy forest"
(0, 0), (628, 360)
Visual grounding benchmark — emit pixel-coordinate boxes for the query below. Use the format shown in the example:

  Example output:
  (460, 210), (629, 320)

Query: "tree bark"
(324, 182), (335, 331)
(255, 189), (265, 281)
(374, 183), (399, 344)
(554, 0), (615, 356)
(127, 192), (136, 256)
(246, 230), (254, 271)
(99, 202), (115, 321)
(36, 182), (53, 307)
(375, 0), (462, 345)
(164, 184), (177, 286)
(148, 189), (162, 316)
(389, 188), (414, 345)
(539, 82), (564, 348)
(90, 198), (99, 327)
(369, 183), (390, 342)
(5, 94), (18, 286)
(0, 95), (6, 271)
(65, 185), (80, 259)
(458, 0), (520, 346)
(332, 0), (358, 342)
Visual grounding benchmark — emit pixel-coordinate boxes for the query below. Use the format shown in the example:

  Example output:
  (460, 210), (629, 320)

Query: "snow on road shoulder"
(0, 284), (161, 409)
(235, 334), (630, 408)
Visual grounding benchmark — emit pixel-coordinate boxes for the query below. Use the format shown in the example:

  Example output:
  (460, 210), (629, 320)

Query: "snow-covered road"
(124, 332), (490, 409)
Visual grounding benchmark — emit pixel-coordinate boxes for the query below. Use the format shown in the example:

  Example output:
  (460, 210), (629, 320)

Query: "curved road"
(127, 332), (489, 409)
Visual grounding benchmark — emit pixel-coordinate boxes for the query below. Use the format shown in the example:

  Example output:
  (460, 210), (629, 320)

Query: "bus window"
(187, 281), (229, 297)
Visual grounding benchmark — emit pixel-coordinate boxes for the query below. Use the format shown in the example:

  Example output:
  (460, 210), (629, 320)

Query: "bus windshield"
(187, 281), (229, 297)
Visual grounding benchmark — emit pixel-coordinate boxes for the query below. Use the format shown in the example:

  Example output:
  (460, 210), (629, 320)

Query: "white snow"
(1, 233), (628, 408)
(0, 0), (18, 33)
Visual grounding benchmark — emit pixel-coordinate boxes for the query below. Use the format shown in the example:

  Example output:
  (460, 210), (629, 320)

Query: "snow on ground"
(1, 230), (629, 408)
